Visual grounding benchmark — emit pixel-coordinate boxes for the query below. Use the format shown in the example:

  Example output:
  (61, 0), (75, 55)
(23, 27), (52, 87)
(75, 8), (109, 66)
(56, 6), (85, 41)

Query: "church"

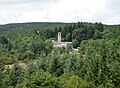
(52, 32), (72, 47)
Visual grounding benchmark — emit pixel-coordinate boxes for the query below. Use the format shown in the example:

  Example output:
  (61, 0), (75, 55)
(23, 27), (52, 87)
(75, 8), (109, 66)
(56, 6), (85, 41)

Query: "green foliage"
(72, 27), (94, 44)
(0, 36), (12, 51)
(0, 65), (4, 88)
(64, 53), (79, 74)
(65, 44), (73, 53)
(66, 33), (72, 42)
(3, 63), (26, 87)
(46, 51), (65, 76)
(27, 72), (58, 88)
(59, 74), (94, 88)
(72, 39), (79, 48)
(27, 62), (38, 76)
(22, 50), (35, 61)
(0, 36), (9, 45)
(45, 39), (53, 55)
(93, 29), (102, 39)
(0, 22), (120, 88)
(95, 22), (104, 32)
(79, 39), (120, 87)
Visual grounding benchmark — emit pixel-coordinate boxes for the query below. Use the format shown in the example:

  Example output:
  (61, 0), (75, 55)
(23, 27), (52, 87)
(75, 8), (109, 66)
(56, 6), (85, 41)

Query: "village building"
(53, 32), (72, 47)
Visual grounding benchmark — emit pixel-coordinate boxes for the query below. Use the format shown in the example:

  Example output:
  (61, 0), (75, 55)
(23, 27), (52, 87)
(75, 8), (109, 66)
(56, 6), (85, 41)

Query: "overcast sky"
(0, 0), (120, 25)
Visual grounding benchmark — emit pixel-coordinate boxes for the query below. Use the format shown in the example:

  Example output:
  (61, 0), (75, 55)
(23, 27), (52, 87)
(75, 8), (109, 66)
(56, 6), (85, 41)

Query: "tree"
(72, 28), (94, 43)
(0, 63), (4, 88)
(47, 53), (63, 76)
(66, 33), (72, 42)
(27, 62), (38, 76)
(59, 74), (94, 88)
(3, 63), (26, 87)
(66, 44), (73, 53)
(64, 53), (79, 74)
(0, 36), (9, 45)
(77, 21), (84, 28)
(93, 29), (102, 39)
(22, 50), (34, 60)
(72, 39), (79, 48)
(79, 39), (120, 87)
(95, 22), (104, 32)
(27, 72), (58, 88)
(30, 39), (45, 56)
(44, 39), (53, 55)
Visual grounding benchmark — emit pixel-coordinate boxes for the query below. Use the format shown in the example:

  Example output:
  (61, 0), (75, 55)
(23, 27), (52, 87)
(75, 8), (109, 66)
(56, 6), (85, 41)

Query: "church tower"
(58, 32), (61, 42)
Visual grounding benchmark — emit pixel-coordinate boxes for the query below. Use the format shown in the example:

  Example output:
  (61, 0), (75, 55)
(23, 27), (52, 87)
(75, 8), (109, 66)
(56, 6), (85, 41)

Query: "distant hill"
(0, 22), (120, 35)
(0, 22), (67, 34)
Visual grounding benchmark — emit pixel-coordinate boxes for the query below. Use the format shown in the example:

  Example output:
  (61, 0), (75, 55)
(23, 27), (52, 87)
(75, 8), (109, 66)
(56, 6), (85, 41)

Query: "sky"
(0, 0), (120, 25)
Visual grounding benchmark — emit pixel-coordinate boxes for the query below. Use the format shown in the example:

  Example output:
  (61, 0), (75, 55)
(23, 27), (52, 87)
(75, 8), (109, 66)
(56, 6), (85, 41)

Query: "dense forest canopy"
(0, 21), (120, 88)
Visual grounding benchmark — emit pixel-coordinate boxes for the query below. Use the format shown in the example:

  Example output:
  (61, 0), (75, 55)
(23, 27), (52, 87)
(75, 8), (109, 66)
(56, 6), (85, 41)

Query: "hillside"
(0, 22), (120, 88)
(0, 22), (67, 34)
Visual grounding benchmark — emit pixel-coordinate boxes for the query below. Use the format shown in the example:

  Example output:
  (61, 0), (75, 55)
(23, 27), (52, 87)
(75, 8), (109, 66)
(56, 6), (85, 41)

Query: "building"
(53, 32), (72, 47)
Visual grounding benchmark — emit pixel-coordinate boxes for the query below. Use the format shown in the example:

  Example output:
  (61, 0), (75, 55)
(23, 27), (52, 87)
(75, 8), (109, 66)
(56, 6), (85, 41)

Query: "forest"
(0, 22), (120, 88)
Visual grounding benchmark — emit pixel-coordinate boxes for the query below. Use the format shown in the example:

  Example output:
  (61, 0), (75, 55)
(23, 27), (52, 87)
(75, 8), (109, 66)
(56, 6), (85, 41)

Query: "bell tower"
(58, 32), (61, 42)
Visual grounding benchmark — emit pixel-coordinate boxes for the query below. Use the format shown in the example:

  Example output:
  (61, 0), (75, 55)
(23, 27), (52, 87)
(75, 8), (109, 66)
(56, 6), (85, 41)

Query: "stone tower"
(58, 32), (61, 42)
